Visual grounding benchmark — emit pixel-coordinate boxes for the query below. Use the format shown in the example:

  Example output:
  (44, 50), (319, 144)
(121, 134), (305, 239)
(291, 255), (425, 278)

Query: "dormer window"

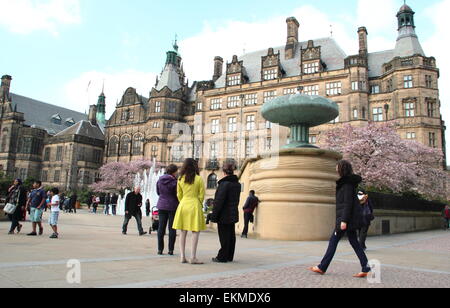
(303, 62), (320, 74)
(263, 68), (278, 81)
(227, 75), (241, 86)
(65, 118), (75, 127)
(51, 114), (62, 125)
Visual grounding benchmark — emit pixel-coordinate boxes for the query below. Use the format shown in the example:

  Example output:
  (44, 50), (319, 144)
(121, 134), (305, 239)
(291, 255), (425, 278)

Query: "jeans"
(111, 204), (117, 216)
(104, 204), (110, 215)
(122, 214), (144, 234)
(8, 214), (20, 233)
(319, 229), (371, 273)
(157, 210), (177, 253)
(217, 224), (237, 262)
(358, 225), (370, 249)
(242, 212), (253, 236)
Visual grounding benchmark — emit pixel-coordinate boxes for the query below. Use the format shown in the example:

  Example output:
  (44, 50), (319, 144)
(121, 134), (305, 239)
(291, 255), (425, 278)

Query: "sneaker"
(49, 233), (58, 239)
(27, 232), (38, 236)
(168, 251), (174, 256)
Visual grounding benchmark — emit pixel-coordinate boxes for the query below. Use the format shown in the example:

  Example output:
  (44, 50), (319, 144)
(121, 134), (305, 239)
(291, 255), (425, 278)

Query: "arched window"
(109, 136), (119, 156)
(207, 173), (218, 189)
(132, 134), (144, 155)
(120, 135), (131, 155)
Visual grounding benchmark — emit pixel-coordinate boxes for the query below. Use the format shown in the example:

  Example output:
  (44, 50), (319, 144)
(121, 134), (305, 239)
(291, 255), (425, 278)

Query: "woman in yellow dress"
(173, 158), (207, 264)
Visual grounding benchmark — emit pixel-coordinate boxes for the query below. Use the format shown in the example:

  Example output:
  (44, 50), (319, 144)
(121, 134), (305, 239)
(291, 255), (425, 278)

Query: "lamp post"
(384, 104), (390, 121)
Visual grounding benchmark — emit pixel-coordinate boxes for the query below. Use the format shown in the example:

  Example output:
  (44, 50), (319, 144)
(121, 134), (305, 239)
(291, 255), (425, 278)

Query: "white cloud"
(64, 70), (157, 117)
(0, 0), (81, 35)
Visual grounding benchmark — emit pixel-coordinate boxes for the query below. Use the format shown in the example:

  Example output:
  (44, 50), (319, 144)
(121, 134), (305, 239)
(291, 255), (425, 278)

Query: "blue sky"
(1, 0), (449, 153)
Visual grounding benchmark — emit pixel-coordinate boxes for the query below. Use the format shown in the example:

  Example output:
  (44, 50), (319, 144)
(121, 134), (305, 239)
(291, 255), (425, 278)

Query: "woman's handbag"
(4, 202), (18, 215)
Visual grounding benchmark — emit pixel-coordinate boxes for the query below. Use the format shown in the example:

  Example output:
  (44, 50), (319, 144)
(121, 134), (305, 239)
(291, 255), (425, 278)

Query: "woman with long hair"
(5, 179), (27, 235)
(173, 158), (206, 264)
(309, 160), (371, 278)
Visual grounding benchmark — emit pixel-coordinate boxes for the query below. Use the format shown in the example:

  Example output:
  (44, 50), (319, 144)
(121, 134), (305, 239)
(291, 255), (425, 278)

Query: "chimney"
(88, 105), (97, 126)
(1, 75), (12, 102)
(213, 56), (224, 82)
(358, 27), (368, 57)
(285, 17), (299, 60)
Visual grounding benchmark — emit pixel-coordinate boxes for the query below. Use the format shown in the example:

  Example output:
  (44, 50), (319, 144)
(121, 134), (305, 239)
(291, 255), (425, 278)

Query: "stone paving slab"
(0, 210), (449, 288)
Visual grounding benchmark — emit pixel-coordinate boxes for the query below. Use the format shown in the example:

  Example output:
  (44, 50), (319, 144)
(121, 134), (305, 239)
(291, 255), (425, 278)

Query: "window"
(404, 102), (415, 117)
(152, 122), (160, 129)
(386, 79), (393, 92)
(427, 101), (436, 118)
(20, 137), (32, 154)
(93, 149), (102, 163)
(265, 138), (272, 151)
(429, 132), (436, 148)
(132, 134), (144, 155)
(109, 137), (119, 156)
(166, 123), (173, 129)
(283, 88), (297, 95)
(246, 115), (256, 131)
(326, 82), (342, 96)
(56, 146), (63, 161)
(151, 146), (158, 159)
(352, 81), (359, 91)
(266, 121), (273, 129)
(353, 109), (359, 120)
(54, 170), (61, 183)
(226, 140), (236, 158)
(244, 93), (258, 106)
(211, 119), (220, 134)
(263, 91), (276, 103)
(373, 107), (384, 122)
(304, 85), (319, 96)
(51, 114), (62, 125)
(227, 96), (240, 108)
(207, 174), (218, 189)
(245, 139), (255, 158)
(44, 148), (51, 161)
(227, 75), (241, 86)
(196, 102), (203, 111)
(42, 170), (48, 182)
(404, 75), (413, 88)
(172, 145), (184, 162)
(228, 117), (237, 132)
(211, 98), (222, 110)
(406, 132), (416, 140)
(309, 136), (317, 145)
(371, 85), (380, 94)
(210, 142), (218, 159)
(120, 136), (131, 155)
(167, 101), (176, 113)
(263, 69), (278, 81)
(303, 62), (319, 74)
(155, 102), (161, 113)
(425, 75), (433, 88)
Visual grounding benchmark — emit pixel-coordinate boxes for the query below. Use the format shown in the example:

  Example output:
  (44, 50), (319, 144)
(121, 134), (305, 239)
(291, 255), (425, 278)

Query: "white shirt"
(51, 195), (60, 212)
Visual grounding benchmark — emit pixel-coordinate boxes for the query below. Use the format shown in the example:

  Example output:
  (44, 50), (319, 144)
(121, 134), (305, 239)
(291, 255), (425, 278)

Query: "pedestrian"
(48, 187), (61, 239)
(156, 164), (179, 256)
(92, 195), (99, 214)
(357, 190), (375, 250)
(70, 193), (77, 214)
(59, 194), (65, 211)
(241, 190), (259, 239)
(146, 199), (151, 217)
(105, 193), (111, 215)
(210, 163), (241, 263)
(87, 194), (92, 211)
(173, 158), (206, 264)
(444, 205), (450, 230)
(122, 187), (147, 236)
(63, 197), (71, 213)
(26, 181), (47, 236)
(309, 160), (371, 278)
(111, 193), (118, 216)
(5, 179), (27, 235)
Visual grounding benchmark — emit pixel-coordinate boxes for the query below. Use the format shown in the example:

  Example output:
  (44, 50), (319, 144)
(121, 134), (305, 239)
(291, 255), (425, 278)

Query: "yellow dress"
(173, 175), (207, 232)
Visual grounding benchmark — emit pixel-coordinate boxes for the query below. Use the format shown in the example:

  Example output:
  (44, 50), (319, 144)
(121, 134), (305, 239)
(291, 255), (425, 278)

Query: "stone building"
(0, 75), (105, 191)
(104, 4), (445, 199)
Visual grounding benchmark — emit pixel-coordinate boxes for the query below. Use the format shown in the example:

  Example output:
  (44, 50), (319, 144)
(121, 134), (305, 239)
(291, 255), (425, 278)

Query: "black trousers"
(319, 229), (371, 273)
(8, 214), (20, 233)
(158, 210), (177, 253)
(242, 212), (253, 236)
(217, 224), (236, 262)
(358, 225), (370, 249)
(122, 214), (144, 234)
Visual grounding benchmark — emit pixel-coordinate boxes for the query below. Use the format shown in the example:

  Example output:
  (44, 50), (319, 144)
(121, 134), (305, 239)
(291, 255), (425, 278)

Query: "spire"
(96, 84), (106, 126)
(394, 3), (425, 58)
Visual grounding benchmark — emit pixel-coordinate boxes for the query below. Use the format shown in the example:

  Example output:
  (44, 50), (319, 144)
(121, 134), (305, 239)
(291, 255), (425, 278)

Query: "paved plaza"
(0, 210), (449, 288)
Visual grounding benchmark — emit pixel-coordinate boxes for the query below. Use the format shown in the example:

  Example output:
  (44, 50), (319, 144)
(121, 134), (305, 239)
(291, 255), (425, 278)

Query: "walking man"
(27, 181), (46, 236)
(122, 187), (147, 236)
(104, 193), (111, 215)
(241, 190), (259, 239)
(111, 193), (118, 216)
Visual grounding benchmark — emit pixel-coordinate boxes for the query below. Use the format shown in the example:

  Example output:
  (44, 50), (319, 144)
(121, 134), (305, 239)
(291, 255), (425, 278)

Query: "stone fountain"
(238, 93), (343, 241)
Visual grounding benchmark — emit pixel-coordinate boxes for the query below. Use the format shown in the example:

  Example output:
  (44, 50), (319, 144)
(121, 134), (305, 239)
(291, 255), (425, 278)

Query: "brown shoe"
(308, 266), (325, 275)
(353, 272), (370, 278)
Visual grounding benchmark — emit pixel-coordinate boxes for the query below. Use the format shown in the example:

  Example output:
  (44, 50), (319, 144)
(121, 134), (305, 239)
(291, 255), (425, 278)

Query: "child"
(48, 188), (60, 239)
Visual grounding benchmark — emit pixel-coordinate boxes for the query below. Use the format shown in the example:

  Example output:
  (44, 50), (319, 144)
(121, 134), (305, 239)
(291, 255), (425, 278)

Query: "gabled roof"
(55, 120), (104, 141)
(214, 37), (347, 88)
(10, 93), (87, 135)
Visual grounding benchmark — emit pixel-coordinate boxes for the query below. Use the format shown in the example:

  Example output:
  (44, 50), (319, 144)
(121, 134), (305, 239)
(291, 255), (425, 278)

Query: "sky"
(1, 0), (449, 155)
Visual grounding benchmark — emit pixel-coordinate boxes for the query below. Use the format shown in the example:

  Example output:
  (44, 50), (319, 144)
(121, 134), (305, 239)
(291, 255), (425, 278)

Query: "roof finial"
(173, 34), (179, 53)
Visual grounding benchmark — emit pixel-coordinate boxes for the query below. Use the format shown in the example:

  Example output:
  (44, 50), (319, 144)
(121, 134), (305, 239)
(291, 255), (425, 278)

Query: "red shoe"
(308, 266), (325, 275)
(353, 272), (370, 278)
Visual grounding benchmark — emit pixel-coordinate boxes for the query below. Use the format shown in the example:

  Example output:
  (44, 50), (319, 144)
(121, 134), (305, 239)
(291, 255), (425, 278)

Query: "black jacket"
(125, 192), (143, 216)
(6, 185), (27, 219)
(335, 175), (363, 231)
(211, 175), (241, 225)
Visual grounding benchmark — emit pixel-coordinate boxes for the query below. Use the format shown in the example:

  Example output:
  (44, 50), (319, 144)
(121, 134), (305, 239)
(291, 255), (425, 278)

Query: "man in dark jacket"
(210, 164), (241, 263)
(122, 187), (147, 236)
(111, 193), (118, 216)
(241, 190), (259, 238)
(357, 190), (375, 250)
(70, 193), (77, 213)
